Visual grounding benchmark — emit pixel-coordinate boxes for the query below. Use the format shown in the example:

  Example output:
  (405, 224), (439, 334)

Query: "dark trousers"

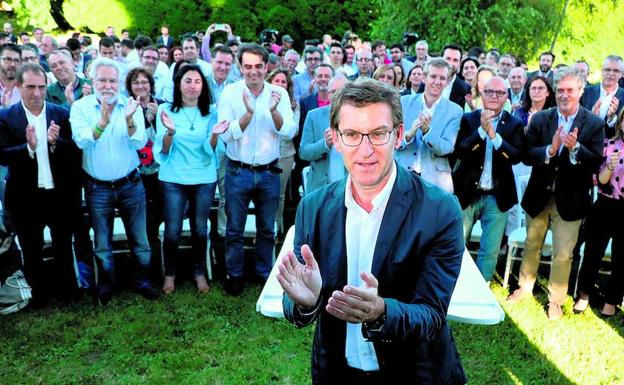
(10, 188), (78, 301)
(577, 194), (624, 304)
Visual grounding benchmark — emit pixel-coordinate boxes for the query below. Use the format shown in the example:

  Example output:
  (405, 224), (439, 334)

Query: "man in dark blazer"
(453, 77), (525, 282)
(579, 55), (624, 138)
(156, 26), (174, 49)
(278, 79), (466, 384)
(528, 51), (555, 85)
(418, 44), (471, 109)
(508, 67), (604, 320)
(0, 64), (81, 306)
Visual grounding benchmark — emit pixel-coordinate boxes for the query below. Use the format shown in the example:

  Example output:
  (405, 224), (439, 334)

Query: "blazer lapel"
(323, 181), (348, 287)
(371, 166), (413, 277)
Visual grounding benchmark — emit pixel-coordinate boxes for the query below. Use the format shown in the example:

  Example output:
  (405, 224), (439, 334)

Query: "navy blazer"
(521, 106), (604, 221)
(283, 165), (466, 385)
(0, 102), (81, 209)
(299, 92), (320, 132)
(579, 84), (624, 138)
(452, 110), (526, 212)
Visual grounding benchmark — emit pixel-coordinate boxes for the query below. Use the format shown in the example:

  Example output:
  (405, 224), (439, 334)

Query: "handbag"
(0, 269), (32, 315)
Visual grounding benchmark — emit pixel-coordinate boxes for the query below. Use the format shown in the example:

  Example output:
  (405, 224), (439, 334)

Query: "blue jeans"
(85, 175), (151, 295)
(463, 194), (508, 281)
(225, 160), (280, 279)
(161, 181), (216, 277)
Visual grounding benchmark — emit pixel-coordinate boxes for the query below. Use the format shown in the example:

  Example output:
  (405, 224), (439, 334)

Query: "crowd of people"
(0, 22), (622, 323)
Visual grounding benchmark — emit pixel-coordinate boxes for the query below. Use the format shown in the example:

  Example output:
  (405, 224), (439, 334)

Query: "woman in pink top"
(574, 109), (624, 317)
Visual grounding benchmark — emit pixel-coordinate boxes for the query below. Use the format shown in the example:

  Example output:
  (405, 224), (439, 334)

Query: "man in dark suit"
(299, 64), (334, 134)
(277, 78), (466, 384)
(453, 77), (525, 281)
(507, 67), (604, 320)
(528, 51), (555, 85)
(579, 55), (624, 138)
(156, 25), (174, 49)
(0, 64), (81, 306)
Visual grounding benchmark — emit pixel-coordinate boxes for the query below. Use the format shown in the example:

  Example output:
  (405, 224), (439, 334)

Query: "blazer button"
(474, 182), (478, 185)
(546, 185), (551, 190)
(554, 167), (559, 171)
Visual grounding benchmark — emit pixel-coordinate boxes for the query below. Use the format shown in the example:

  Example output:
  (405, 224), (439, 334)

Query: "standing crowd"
(0, 22), (622, 321)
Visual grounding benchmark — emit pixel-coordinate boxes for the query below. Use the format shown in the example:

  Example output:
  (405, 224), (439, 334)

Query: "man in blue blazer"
(299, 76), (347, 194)
(278, 78), (466, 384)
(0, 64), (81, 306)
(396, 58), (462, 193)
(579, 55), (624, 138)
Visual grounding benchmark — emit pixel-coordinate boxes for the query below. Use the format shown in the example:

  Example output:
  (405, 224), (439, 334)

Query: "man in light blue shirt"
(70, 58), (160, 305)
(293, 46), (322, 102)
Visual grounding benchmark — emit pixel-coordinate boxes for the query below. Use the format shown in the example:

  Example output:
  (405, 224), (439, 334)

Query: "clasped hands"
(26, 120), (61, 151)
(549, 125), (578, 157)
(277, 244), (385, 324)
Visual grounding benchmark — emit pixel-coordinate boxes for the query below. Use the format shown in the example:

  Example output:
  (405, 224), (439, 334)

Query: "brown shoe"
(195, 275), (210, 294)
(507, 288), (531, 303)
(547, 302), (563, 321)
(162, 276), (175, 295)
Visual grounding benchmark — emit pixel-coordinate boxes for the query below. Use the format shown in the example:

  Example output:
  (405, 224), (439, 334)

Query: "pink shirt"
(597, 138), (624, 200)
(317, 97), (330, 108)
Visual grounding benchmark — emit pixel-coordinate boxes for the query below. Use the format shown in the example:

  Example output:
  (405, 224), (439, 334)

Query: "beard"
(94, 88), (118, 105)
(540, 64), (551, 73)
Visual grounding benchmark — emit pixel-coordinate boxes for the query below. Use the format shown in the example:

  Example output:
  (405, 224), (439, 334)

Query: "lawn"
(1, 279), (623, 385)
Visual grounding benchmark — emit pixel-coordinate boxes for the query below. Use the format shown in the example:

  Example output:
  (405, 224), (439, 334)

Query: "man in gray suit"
(395, 58), (463, 192)
(299, 76), (348, 194)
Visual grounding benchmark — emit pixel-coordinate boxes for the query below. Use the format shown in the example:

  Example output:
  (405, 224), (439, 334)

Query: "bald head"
(482, 76), (508, 113)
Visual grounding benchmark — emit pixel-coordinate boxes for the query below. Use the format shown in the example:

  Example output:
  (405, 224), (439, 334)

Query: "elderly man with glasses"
(293, 46), (323, 102)
(348, 47), (374, 80)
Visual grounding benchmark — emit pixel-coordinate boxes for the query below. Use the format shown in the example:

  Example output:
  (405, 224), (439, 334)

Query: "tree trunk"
(550, 0), (570, 51)
(49, 0), (74, 31)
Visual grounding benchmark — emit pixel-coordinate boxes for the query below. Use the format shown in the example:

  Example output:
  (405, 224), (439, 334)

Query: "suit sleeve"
(494, 119), (525, 164)
(299, 111), (329, 161)
(422, 107), (461, 157)
(454, 114), (484, 159)
(0, 109), (34, 167)
(523, 113), (550, 166)
(574, 116), (605, 169)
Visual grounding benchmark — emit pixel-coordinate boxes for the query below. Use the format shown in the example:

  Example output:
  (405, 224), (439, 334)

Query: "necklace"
(181, 106), (199, 130)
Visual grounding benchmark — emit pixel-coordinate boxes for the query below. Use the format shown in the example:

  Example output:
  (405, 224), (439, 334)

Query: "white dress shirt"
(217, 80), (296, 165)
(599, 83), (615, 120)
(343, 163), (397, 371)
(23, 102), (54, 189)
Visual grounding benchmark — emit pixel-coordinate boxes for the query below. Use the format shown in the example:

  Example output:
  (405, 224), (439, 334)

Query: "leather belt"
(84, 169), (140, 189)
(228, 159), (281, 173)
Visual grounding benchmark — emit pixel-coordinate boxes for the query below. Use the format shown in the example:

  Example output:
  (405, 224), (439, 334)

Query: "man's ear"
(331, 128), (343, 153)
(394, 123), (404, 149)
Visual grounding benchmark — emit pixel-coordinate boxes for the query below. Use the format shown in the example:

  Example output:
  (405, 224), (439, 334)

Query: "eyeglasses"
(602, 68), (622, 75)
(131, 80), (150, 86)
(483, 89), (507, 98)
(21, 56), (38, 63)
(336, 129), (394, 147)
(142, 55), (159, 61)
(1, 57), (21, 65)
(357, 58), (373, 62)
(305, 57), (321, 63)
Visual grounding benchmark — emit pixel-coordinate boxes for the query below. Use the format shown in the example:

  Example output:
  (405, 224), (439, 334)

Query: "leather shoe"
(225, 276), (244, 296)
(547, 302), (563, 321)
(137, 285), (161, 300)
(573, 297), (589, 314)
(507, 288), (531, 303)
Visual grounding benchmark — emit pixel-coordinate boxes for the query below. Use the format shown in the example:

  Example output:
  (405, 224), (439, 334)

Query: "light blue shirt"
(70, 94), (146, 181)
(293, 71), (313, 102)
(477, 112), (503, 190)
(154, 103), (218, 185)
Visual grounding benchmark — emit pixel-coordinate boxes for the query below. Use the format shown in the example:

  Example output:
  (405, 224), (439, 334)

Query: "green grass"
(1, 280), (623, 385)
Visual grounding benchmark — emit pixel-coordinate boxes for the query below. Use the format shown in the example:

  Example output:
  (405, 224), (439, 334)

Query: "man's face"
(20, 35), (30, 45)
(485, 53), (498, 69)
(390, 47), (403, 64)
(213, 51), (233, 82)
(158, 47), (169, 62)
(332, 102), (403, 194)
(34, 29), (43, 42)
(328, 77), (347, 101)
(443, 48), (461, 76)
(141, 49), (159, 74)
(121, 31), (129, 40)
(509, 68), (526, 92)
(356, 51), (373, 74)
(305, 51), (321, 73)
(182, 40), (198, 62)
(99, 45), (115, 59)
(314, 66), (332, 92)
(105, 27), (114, 37)
(415, 44), (428, 60)
(424, 65), (449, 100)
(241, 52), (267, 89)
(374, 44), (386, 59)
(48, 53), (75, 84)
(539, 54), (553, 73)
(114, 42), (122, 57)
(329, 47), (343, 65)
(498, 57), (514, 78)
(229, 44), (239, 59)
(482, 77), (508, 113)
(19, 70), (47, 111)
(574, 62), (589, 81)
(40, 37), (55, 55)
(161, 27), (169, 36)
(283, 53), (298, 73)
(21, 49), (38, 64)
(3, 24), (12, 34)
(94, 65), (119, 102)
(601, 60), (622, 89)
(555, 76), (582, 116)
(345, 47), (355, 64)
(0, 49), (20, 80)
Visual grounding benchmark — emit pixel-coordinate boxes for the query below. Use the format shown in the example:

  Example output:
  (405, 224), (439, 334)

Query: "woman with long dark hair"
(154, 65), (228, 294)
(513, 75), (556, 129)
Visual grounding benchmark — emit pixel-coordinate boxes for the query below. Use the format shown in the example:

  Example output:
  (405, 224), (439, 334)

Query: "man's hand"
(481, 109), (496, 139)
(47, 120), (60, 146)
(326, 272), (385, 324)
(607, 97), (619, 119)
(277, 244), (322, 309)
(26, 124), (36, 151)
(549, 125), (563, 157)
(125, 96), (140, 121)
(269, 90), (282, 112)
(212, 120), (229, 135)
(591, 99), (602, 116)
(242, 91), (254, 114)
(563, 127), (579, 150)
(98, 99), (111, 129)
(206, 24), (216, 35)
(419, 111), (432, 134)
(324, 127), (333, 148)
(82, 82), (93, 96)
(64, 80), (75, 105)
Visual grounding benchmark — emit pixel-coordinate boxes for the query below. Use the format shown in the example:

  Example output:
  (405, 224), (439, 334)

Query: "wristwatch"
(363, 312), (386, 335)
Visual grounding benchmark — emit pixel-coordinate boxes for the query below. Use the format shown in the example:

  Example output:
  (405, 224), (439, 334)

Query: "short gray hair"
(415, 40), (428, 49)
(89, 57), (119, 81)
(330, 77), (402, 131)
(284, 49), (299, 59)
(603, 55), (624, 72)
(424, 57), (450, 77)
(553, 66), (584, 91)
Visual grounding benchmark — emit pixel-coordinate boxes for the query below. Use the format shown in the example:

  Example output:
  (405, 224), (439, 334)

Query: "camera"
(260, 29), (278, 44)
(403, 32), (419, 46)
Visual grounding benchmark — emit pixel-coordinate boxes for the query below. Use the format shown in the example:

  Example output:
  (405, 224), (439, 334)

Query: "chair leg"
(503, 246), (516, 289)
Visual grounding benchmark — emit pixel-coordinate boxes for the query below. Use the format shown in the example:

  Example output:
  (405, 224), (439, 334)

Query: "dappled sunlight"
(62, 0), (130, 33)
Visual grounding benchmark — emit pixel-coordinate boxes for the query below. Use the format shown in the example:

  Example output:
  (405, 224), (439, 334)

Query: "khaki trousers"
(518, 198), (581, 304)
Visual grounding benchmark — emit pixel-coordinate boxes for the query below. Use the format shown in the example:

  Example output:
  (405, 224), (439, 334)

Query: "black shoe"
(137, 285), (161, 300)
(225, 276), (244, 296)
(97, 291), (113, 307)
